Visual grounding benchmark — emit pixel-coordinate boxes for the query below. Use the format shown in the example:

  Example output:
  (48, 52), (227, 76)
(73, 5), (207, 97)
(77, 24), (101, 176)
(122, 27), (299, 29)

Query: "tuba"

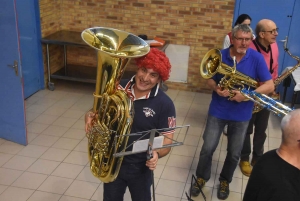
(200, 48), (258, 97)
(200, 48), (293, 116)
(81, 27), (150, 183)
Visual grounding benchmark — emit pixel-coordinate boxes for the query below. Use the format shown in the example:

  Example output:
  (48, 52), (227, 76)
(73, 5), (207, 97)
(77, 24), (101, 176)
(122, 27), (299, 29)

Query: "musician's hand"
(146, 151), (159, 170)
(229, 90), (247, 102)
(85, 111), (95, 132)
(215, 86), (230, 97)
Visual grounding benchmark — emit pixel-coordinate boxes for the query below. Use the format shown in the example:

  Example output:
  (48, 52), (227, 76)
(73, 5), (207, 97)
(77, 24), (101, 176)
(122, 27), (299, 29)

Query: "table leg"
(64, 45), (67, 75)
(46, 44), (55, 90)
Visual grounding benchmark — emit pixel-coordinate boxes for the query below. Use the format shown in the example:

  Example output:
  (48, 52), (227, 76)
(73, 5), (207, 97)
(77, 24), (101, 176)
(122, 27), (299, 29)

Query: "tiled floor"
(0, 80), (287, 201)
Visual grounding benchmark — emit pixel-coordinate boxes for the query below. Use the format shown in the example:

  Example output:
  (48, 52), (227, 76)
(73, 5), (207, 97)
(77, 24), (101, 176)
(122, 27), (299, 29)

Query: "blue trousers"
(196, 115), (249, 183)
(103, 162), (152, 201)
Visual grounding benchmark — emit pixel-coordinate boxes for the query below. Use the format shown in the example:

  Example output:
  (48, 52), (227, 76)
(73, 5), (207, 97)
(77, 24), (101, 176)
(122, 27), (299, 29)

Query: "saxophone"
(252, 36), (300, 113)
(81, 27), (150, 183)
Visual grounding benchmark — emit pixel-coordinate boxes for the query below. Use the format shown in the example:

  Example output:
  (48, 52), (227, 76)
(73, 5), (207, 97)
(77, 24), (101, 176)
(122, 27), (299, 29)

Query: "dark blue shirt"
(118, 76), (176, 164)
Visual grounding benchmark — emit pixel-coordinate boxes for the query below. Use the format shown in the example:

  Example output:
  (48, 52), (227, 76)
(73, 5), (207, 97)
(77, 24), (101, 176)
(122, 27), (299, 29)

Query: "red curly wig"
(135, 48), (171, 81)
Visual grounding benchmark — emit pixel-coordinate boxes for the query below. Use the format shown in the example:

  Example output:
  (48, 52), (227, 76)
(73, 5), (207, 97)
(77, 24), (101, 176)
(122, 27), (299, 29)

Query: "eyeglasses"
(262, 28), (279, 35)
(233, 36), (252, 42)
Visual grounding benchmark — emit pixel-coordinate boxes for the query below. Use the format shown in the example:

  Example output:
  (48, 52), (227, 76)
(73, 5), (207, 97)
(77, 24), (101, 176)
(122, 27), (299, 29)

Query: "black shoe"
(217, 180), (230, 200)
(190, 177), (206, 197)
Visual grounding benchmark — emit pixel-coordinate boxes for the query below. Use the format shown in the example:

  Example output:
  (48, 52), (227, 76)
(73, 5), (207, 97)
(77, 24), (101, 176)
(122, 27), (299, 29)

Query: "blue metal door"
(233, 0), (295, 74)
(0, 0), (27, 145)
(17, 0), (44, 99)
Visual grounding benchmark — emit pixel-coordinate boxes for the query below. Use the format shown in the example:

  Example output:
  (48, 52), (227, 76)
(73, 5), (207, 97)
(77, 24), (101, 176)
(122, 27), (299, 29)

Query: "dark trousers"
(103, 162), (152, 201)
(240, 108), (270, 161)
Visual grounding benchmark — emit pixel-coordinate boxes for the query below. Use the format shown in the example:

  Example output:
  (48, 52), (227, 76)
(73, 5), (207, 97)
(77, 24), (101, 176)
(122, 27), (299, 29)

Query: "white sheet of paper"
(132, 136), (164, 153)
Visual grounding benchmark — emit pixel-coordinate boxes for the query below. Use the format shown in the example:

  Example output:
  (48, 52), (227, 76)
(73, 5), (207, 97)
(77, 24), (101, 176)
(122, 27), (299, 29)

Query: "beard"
(236, 48), (247, 54)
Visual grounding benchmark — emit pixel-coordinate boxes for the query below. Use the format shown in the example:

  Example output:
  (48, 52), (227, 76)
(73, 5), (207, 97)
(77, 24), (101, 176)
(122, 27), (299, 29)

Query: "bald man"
(243, 109), (300, 201)
(239, 19), (279, 176)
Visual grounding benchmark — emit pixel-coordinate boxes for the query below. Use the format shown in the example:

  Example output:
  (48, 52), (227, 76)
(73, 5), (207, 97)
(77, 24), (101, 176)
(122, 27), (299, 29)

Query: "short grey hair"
(231, 24), (253, 38)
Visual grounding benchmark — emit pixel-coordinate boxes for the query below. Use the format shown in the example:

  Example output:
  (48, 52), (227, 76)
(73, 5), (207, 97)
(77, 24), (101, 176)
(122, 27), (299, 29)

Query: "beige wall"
(39, 0), (235, 93)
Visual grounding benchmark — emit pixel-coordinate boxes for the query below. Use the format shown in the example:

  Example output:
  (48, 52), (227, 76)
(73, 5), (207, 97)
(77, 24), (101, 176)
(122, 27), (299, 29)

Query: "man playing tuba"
(85, 48), (176, 201)
(192, 24), (274, 200)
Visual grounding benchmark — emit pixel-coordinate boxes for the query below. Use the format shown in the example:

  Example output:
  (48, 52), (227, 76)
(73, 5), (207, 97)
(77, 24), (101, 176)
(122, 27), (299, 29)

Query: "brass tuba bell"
(81, 27), (150, 183)
(200, 48), (258, 90)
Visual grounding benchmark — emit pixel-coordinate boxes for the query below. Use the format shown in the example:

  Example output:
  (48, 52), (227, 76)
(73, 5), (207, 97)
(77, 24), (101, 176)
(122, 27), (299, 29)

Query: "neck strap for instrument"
(253, 39), (273, 74)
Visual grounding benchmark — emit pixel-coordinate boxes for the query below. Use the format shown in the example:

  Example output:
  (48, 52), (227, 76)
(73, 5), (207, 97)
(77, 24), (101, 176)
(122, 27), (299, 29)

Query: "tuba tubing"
(81, 27), (150, 183)
(200, 49), (258, 89)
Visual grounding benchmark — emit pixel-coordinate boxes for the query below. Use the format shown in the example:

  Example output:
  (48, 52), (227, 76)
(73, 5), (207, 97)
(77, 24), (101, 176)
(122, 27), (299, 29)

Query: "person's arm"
(230, 79), (274, 102)
(255, 79), (274, 94)
(154, 132), (174, 158)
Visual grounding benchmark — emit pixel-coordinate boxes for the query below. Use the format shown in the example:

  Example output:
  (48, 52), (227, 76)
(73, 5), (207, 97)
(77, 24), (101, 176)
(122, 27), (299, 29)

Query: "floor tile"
(12, 171), (48, 189)
(155, 179), (185, 198)
(64, 180), (99, 199)
(0, 184), (8, 194)
(41, 125), (69, 137)
(59, 195), (89, 201)
(51, 162), (84, 179)
(167, 155), (194, 169)
(40, 148), (71, 162)
(33, 113), (59, 125)
(62, 109), (86, 119)
(0, 153), (14, 167)
(52, 137), (81, 150)
(38, 175), (73, 194)
(43, 105), (68, 116)
(27, 191), (61, 201)
(62, 128), (86, 140)
(161, 166), (189, 182)
(27, 122), (49, 134)
(0, 141), (25, 154)
(27, 158), (60, 175)
(30, 135), (60, 147)
(0, 186), (34, 201)
(76, 166), (101, 184)
(17, 144), (48, 158)
(172, 144), (197, 157)
(52, 116), (78, 128)
(0, 168), (23, 185)
(63, 151), (89, 165)
(2, 155), (36, 171)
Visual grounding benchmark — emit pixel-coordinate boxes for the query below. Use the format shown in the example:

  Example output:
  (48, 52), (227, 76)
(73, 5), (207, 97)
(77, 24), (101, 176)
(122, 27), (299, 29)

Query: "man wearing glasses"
(239, 19), (279, 177)
(243, 109), (300, 201)
(191, 24), (274, 200)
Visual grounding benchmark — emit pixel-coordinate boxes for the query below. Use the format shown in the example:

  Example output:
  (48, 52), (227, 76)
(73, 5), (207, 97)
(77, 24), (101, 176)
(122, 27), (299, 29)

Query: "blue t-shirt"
(208, 48), (272, 121)
(118, 77), (176, 164)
